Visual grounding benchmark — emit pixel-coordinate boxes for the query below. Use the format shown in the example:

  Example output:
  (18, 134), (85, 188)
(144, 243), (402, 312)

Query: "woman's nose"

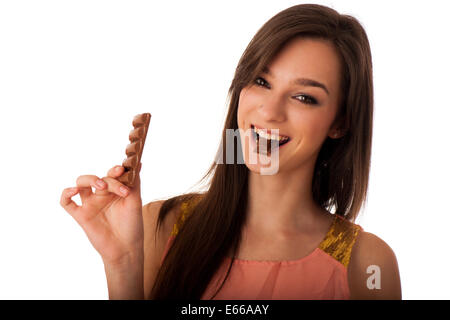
(258, 94), (286, 122)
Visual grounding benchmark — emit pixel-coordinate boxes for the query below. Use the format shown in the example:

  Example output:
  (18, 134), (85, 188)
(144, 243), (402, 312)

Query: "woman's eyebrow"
(262, 66), (330, 95)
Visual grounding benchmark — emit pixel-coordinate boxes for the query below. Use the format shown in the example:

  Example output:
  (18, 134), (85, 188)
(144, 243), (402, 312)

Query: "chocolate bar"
(117, 113), (151, 187)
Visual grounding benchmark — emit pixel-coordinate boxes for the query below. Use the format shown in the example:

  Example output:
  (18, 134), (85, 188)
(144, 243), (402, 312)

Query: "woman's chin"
(243, 147), (281, 175)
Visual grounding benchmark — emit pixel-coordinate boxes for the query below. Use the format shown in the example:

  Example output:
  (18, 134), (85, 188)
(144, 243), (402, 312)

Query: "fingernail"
(96, 179), (106, 188)
(120, 186), (129, 196)
(115, 166), (122, 171)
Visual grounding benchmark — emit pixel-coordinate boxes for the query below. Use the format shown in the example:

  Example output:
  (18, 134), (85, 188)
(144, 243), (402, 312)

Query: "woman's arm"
(347, 231), (402, 299)
(103, 251), (144, 300)
(142, 200), (181, 299)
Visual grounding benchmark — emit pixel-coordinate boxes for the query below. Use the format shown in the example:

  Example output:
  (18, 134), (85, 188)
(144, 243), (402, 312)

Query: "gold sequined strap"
(318, 214), (363, 268)
(170, 197), (202, 237)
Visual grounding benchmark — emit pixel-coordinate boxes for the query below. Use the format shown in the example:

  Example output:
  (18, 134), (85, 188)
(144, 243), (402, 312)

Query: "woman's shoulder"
(349, 229), (400, 273)
(142, 200), (179, 255)
(142, 193), (205, 238)
(346, 228), (402, 299)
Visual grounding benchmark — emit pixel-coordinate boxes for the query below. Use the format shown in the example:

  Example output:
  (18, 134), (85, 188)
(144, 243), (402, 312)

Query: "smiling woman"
(61, 3), (401, 300)
(146, 4), (401, 300)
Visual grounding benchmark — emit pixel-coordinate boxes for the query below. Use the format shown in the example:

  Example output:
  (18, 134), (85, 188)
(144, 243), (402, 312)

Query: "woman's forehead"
(264, 37), (341, 94)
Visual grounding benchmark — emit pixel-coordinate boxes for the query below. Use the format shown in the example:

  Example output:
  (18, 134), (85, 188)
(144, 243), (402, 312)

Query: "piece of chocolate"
(117, 113), (151, 187)
(255, 136), (272, 155)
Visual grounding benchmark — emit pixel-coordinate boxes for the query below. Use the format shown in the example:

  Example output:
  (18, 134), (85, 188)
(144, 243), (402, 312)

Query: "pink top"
(161, 201), (364, 300)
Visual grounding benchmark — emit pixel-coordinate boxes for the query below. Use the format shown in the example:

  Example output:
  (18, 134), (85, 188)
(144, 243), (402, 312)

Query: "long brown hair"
(150, 3), (373, 299)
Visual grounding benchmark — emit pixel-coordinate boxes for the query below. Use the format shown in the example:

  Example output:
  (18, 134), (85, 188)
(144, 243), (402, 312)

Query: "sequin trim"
(170, 197), (201, 237)
(318, 215), (362, 268)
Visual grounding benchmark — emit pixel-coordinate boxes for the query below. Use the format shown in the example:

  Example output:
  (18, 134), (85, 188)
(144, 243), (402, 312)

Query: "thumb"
(129, 162), (142, 195)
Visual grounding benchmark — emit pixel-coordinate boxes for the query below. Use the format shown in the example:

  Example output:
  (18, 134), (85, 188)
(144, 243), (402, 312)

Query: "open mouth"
(251, 124), (291, 155)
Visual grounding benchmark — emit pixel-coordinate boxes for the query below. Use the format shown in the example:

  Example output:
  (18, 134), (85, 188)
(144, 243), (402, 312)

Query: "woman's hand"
(60, 163), (144, 268)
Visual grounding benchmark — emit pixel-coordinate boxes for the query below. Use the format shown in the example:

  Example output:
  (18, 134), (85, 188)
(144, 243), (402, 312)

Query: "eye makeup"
(253, 76), (319, 106)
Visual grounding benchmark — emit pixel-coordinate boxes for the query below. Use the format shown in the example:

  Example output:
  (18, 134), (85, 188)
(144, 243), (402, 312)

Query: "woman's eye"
(254, 77), (269, 88)
(294, 94), (318, 105)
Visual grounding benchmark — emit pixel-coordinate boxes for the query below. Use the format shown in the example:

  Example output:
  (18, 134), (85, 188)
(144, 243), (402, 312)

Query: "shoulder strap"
(318, 214), (363, 268)
(170, 196), (201, 237)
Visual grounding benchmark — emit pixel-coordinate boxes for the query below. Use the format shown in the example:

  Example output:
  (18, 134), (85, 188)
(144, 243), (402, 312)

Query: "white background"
(0, 0), (449, 299)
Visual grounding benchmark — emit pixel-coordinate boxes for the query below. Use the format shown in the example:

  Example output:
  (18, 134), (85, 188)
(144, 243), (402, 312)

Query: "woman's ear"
(328, 113), (348, 139)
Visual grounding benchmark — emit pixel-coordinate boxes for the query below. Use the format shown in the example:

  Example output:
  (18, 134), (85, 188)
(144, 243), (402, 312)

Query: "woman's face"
(237, 37), (343, 174)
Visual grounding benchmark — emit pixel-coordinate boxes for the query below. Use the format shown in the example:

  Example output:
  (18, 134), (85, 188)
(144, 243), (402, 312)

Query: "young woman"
(60, 4), (401, 299)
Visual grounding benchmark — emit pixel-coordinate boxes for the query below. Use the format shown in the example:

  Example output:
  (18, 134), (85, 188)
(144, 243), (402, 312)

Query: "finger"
(60, 187), (80, 216)
(76, 174), (106, 201)
(107, 165), (125, 178)
(95, 176), (131, 198)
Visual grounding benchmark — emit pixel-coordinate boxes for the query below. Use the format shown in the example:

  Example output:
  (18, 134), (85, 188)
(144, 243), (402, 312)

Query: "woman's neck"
(245, 163), (324, 234)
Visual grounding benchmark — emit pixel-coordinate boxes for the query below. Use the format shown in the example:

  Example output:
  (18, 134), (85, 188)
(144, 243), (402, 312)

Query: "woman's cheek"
(241, 87), (261, 106)
(237, 89), (256, 125)
(302, 116), (331, 145)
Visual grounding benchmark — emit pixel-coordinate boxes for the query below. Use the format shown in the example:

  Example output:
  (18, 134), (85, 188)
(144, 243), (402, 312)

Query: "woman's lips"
(251, 124), (290, 139)
(250, 125), (291, 155)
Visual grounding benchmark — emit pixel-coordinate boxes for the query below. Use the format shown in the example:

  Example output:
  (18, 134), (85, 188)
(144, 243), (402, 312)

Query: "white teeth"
(253, 127), (289, 142)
